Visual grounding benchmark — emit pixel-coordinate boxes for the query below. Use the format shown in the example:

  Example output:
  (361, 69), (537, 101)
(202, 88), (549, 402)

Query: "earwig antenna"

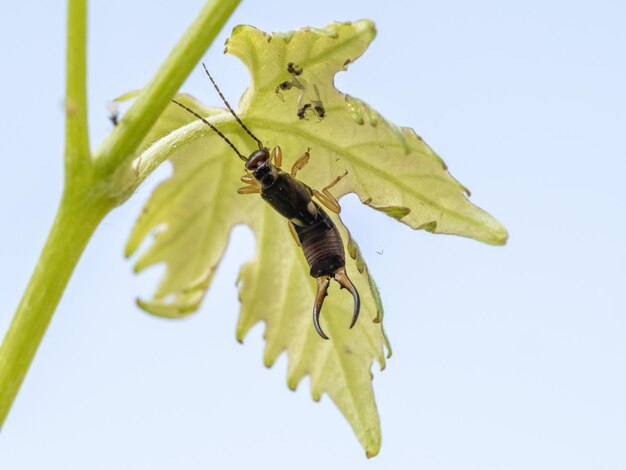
(171, 99), (247, 162)
(202, 63), (264, 150)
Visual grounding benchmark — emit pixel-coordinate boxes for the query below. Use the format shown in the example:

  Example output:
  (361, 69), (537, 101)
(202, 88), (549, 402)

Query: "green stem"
(65, 0), (90, 175)
(0, 0), (241, 428)
(94, 0), (241, 176)
(0, 191), (111, 427)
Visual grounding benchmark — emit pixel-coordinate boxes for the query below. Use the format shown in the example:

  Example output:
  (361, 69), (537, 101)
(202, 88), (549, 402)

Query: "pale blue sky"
(1, 1), (625, 469)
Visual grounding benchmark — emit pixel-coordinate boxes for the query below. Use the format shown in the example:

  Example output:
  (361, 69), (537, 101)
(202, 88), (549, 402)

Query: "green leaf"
(125, 20), (507, 457)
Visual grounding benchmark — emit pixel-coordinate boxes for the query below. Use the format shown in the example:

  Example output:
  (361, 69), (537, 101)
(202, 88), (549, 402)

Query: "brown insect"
(171, 64), (359, 339)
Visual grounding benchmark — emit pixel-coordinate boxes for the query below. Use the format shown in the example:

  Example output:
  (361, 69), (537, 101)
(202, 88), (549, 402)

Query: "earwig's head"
(245, 148), (270, 170)
(246, 147), (278, 187)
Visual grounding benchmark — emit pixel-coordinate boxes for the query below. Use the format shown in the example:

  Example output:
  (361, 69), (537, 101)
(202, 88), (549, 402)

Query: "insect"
(275, 62), (304, 99)
(107, 100), (120, 126)
(171, 64), (360, 339)
(274, 62), (326, 121)
(286, 62), (303, 76)
(296, 103), (312, 119)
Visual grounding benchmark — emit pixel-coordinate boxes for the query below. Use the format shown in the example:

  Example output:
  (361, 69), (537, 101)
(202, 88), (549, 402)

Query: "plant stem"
(0, 0), (241, 428)
(94, 0), (241, 175)
(65, 0), (90, 175)
(0, 191), (111, 427)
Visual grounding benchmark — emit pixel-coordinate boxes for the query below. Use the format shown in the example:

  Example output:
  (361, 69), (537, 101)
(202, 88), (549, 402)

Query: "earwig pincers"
(171, 63), (360, 339)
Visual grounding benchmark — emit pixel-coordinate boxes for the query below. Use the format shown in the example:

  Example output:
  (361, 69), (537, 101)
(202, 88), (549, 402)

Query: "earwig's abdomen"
(294, 205), (345, 277)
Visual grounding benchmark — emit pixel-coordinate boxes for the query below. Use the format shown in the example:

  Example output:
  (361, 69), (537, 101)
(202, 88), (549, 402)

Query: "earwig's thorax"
(252, 161), (279, 188)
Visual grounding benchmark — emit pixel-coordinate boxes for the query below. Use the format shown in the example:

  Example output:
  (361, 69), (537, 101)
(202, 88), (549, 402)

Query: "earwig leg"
(288, 221), (301, 246)
(333, 267), (361, 329)
(313, 170), (348, 214)
(313, 276), (331, 340)
(323, 169), (348, 192)
(271, 145), (283, 168)
(240, 173), (255, 184)
(313, 189), (341, 214)
(290, 148), (311, 177)
(237, 185), (261, 195)
(239, 174), (260, 194)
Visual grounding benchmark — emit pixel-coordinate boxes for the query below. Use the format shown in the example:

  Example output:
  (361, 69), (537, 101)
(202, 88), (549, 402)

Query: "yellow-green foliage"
(124, 20), (507, 457)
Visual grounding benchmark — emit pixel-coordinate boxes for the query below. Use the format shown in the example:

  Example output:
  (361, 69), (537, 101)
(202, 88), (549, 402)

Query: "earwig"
(171, 63), (360, 339)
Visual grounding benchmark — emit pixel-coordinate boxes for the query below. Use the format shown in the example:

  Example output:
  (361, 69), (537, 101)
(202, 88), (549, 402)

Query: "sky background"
(1, 1), (625, 469)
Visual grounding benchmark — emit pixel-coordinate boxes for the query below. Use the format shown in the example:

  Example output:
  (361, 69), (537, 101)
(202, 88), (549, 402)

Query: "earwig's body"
(171, 63), (359, 339)
(246, 149), (360, 339)
(251, 163), (316, 226)
(252, 166), (345, 277)
(293, 204), (345, 278)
